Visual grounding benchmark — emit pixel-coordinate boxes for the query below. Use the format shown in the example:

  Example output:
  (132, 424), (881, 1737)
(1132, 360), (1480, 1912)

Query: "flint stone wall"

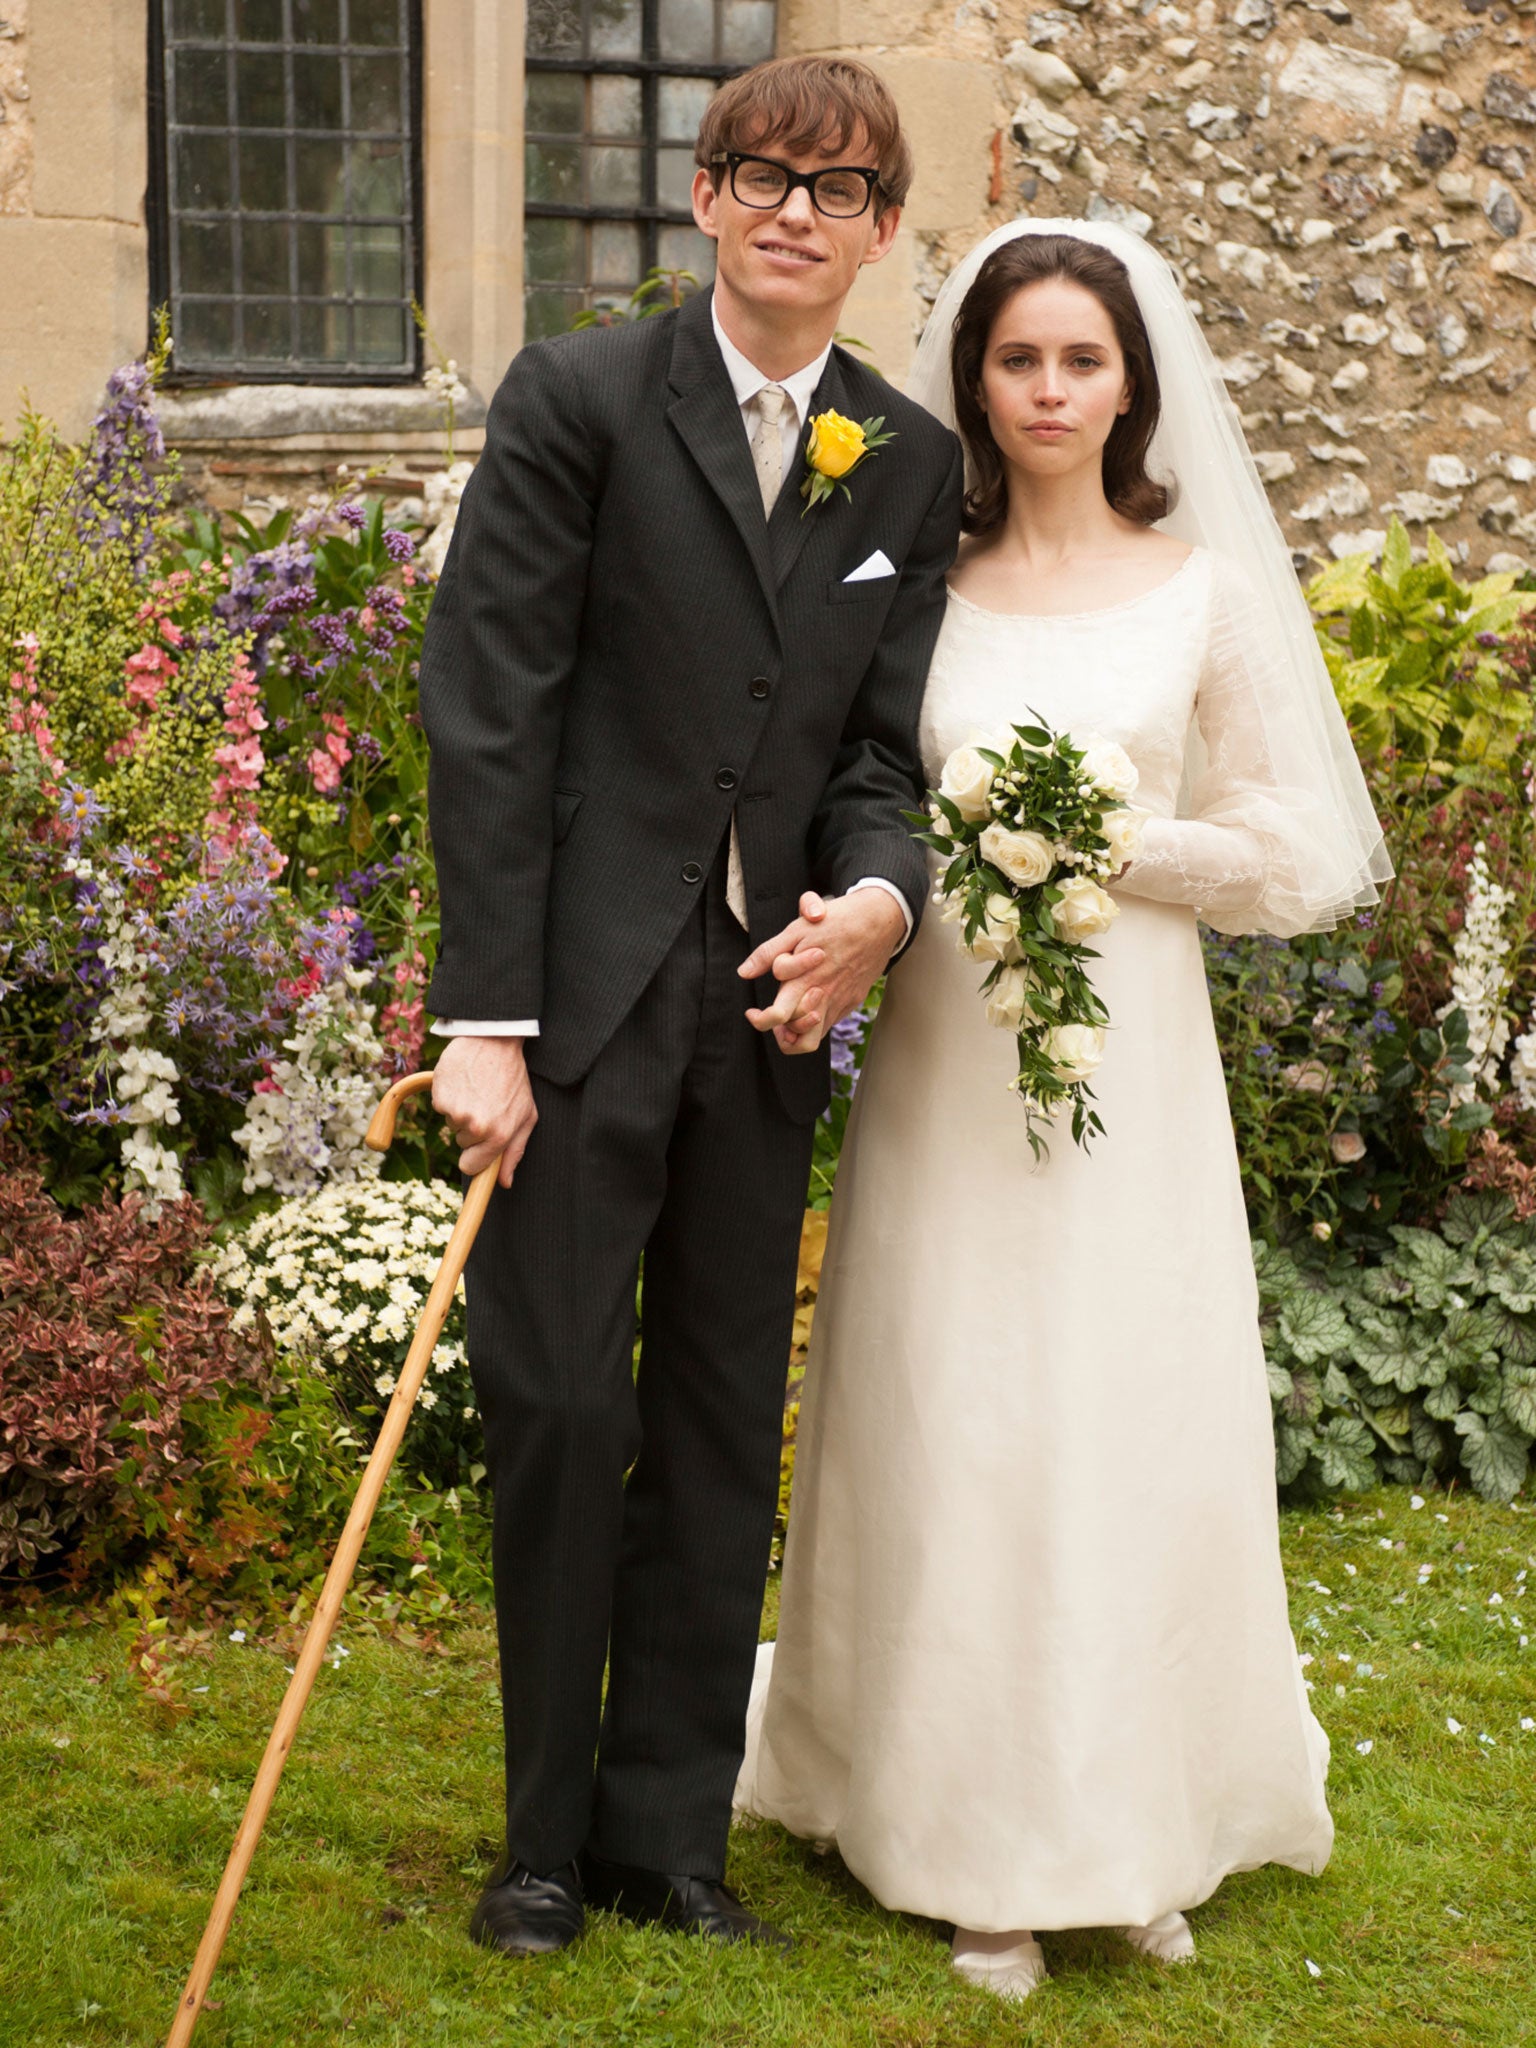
(815, 0), (1536, 573)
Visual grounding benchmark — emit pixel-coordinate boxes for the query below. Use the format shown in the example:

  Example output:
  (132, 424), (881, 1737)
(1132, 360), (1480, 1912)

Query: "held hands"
(432, 1034), (539, 1188)
(739, 889), (907, 1055)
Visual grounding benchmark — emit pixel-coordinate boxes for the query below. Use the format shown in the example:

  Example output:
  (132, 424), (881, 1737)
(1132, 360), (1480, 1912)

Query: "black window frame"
(525, 0), (776, 329)
(147, 0), (426, 387)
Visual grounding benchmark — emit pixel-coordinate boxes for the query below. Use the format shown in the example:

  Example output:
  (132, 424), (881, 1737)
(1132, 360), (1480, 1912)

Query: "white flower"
(966, 892), (1026, 964)
(1447, 1716), (1463, 1734)
(979, 823), (1054, 890)
(1355, 1739), (1373, 1755)
(938, 745), (997, 824)
(1048, 875), (1119, 944)
(983, 966), (1034, 1032)
(1077, 734), (1139, 801)
(1042, 1022), (1106, 1083)
(1439, 841), (1515, 1103)
(1101, 806), (1145, 873)
(1282, 1060), (1331, 1096)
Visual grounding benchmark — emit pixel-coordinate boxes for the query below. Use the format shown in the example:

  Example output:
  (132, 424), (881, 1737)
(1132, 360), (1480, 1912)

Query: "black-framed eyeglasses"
(710, 151), (881, 220)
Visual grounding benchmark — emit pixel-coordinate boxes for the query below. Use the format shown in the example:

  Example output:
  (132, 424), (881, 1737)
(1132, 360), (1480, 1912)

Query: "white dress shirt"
(435, 307), (911, 1041)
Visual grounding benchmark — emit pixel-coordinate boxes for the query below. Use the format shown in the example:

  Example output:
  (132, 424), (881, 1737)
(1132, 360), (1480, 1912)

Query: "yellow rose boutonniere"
(800, 410), (896, 515)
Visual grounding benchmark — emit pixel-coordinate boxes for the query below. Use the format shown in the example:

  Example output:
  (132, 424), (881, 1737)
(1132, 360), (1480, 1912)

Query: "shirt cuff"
(848, 875), (915, 951)
(431, 1019), (540, 1037)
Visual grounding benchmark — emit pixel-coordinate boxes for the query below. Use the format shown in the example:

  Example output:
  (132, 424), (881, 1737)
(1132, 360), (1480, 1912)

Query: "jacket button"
(681, 861), (704, 884)
(715, 766), (738, 791)
(749, 676), (770, 699)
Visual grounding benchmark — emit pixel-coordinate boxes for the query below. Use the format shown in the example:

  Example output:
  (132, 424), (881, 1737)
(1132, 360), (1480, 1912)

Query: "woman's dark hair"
(950, 234), (1170, 536)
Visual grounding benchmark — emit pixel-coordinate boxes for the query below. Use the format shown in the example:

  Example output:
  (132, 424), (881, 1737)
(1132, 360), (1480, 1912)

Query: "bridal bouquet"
(908, 718), (1145, 1156)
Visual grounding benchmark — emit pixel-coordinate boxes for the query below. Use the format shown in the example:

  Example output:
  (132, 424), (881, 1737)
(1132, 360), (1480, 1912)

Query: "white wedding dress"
(734, 546), (1335, 1935)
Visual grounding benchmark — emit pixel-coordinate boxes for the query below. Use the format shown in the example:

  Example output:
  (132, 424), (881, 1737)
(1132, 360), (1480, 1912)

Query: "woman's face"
(975, 277), (1133, 482)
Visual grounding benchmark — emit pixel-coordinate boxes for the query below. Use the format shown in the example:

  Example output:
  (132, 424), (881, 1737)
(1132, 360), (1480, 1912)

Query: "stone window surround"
(157, 0), (524, 452)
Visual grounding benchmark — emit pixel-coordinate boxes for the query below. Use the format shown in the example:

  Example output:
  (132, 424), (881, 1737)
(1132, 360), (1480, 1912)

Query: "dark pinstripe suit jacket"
(419, 286), (964, 1123)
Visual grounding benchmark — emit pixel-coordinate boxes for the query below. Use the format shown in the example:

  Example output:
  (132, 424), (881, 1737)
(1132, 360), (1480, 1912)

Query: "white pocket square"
(842, 549), (897, 583)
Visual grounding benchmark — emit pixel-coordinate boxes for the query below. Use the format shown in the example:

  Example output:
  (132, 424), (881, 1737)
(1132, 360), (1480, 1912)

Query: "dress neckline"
(944, 546), (1205, 625)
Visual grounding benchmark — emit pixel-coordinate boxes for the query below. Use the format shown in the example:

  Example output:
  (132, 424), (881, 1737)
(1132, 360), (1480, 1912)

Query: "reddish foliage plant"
(0, 1146), (266, 1580)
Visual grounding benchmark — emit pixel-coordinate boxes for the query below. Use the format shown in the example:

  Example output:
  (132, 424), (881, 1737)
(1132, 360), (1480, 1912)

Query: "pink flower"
(308, 747), (341, 794)
(124, 643), (178, 710)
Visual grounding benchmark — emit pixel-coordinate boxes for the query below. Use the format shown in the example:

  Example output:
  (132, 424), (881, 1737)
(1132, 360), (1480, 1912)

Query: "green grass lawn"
(2, 1486), (1534, 2048)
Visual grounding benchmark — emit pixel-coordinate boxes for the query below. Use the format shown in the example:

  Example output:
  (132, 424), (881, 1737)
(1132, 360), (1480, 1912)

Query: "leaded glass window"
(524, 0), (777, 341)
(150, 0), (423, 380)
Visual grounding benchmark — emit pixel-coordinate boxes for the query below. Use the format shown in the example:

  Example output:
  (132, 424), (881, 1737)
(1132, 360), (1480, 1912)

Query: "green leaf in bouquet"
(1453, 1410), (1529, 1503)
(1499, 1366), (1536, 1437)
(1266, 1359), (1295, 1406)
(1274, 1419), (1315, 1486)
(1011, 723), (1052, 749)
(1278, 1288), (1351, 1364)
(1315, 1416), (1379, 1492)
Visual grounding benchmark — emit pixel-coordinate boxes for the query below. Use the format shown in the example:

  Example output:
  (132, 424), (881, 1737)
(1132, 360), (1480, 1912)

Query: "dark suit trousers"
(464, 846), (815, 1878)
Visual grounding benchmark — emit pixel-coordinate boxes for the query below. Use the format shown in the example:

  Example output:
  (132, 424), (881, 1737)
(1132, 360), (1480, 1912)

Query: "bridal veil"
(903, 217), (1392, 938)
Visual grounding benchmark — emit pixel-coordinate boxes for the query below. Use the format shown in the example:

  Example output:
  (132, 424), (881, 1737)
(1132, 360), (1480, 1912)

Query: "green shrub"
(1261, 1189), (1536, 1504)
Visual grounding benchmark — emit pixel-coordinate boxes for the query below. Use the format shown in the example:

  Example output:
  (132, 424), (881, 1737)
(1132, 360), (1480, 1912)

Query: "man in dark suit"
(422, 53), (962, 1957)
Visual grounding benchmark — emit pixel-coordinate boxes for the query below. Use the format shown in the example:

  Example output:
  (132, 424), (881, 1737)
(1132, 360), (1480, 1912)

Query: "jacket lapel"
(769, 348), (852, 591)
(666, 291), (778, 621)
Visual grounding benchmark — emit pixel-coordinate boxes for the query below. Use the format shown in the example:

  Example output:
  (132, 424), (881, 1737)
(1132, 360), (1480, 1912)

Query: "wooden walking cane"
(166, 1070), (501, 2048)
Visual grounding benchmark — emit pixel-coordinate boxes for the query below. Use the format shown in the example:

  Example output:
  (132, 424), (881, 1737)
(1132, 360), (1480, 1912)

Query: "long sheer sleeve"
(1114, 554), (1384, 938)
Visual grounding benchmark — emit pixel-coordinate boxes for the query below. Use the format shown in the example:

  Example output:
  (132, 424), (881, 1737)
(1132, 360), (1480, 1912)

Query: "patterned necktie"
(726, 384), (788, 929)
(751, 382), (788, 517)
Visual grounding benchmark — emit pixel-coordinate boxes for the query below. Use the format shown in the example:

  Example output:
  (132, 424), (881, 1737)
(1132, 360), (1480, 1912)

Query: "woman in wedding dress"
(734, 222), (1390, 2001)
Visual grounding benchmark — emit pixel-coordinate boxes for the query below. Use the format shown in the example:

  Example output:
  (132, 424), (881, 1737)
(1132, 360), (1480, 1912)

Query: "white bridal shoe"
(951, 1928), (1049, 2002)
(1120, 1910), (1197, 1963)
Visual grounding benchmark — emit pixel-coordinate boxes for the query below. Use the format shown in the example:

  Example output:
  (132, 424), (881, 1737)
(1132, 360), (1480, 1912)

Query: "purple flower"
(828, 1007), (869, 1082)
(337, 500), (367, 530)
(383, 526), (416, 563)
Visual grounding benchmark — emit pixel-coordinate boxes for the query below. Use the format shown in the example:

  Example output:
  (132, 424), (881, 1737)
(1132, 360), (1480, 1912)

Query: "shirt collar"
(710, 295), (833, 424)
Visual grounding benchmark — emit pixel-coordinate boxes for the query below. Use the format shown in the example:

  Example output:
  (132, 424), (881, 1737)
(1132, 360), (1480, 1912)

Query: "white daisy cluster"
(80, 856), (187, 1212)
(213, 1175), (469, 1411)
(1440, 841), (1516, 1105)
(232, 968), (387, 1196)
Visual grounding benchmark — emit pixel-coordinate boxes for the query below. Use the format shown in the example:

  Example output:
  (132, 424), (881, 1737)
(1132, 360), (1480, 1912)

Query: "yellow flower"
(807, 411), (867, 480)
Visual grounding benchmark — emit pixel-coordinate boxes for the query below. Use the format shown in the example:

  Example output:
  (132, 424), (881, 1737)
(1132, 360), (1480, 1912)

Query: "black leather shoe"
(581, 1849), (793, 1950)
(468, 1853), (585, 1956)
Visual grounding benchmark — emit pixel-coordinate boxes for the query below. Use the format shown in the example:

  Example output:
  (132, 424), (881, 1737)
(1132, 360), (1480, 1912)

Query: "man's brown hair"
(695, 55), (913, 213)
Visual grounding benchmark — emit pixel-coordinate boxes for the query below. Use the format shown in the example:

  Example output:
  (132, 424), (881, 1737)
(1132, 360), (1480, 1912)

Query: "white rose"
(1330, 1129), (1366, 1164)
(1049, 875), (1120, 943)
(1077, 735), (1139, 802)
(979, 823), (1055, 890)
(965, 891), (1026, 963)
(1043, 1022), (1106, 1082)
(938, 746), (996, 823)
(1101, 806), (1145, 873)
(984, 966), (1034, 1032)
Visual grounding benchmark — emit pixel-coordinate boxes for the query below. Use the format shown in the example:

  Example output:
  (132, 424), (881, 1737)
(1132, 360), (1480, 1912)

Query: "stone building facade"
(2, 0), (1533, 568)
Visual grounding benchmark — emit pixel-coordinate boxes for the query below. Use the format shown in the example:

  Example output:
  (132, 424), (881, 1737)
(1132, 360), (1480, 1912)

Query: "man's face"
(691, 128), (901, 324)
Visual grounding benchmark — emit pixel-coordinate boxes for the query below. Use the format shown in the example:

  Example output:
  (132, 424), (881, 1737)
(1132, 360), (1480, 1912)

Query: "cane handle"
(364, 1069), (436, 1153)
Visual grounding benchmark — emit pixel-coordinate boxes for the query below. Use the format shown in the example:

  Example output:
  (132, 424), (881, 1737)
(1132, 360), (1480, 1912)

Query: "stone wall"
(803, 0), (1536, 573)
(0, 1), (150, 445)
